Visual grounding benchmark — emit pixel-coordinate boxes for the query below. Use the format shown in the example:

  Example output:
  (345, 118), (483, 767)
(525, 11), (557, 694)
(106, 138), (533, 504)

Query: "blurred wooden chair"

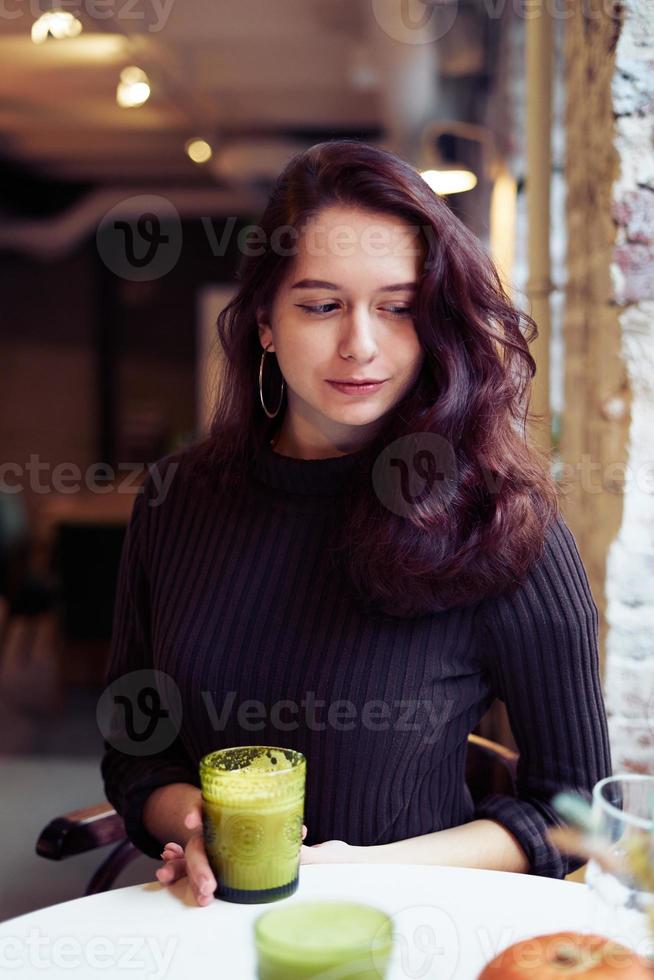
(36, 802), (140, 896)
(35, 733), (519, 896)
(465, 731), (518, 800)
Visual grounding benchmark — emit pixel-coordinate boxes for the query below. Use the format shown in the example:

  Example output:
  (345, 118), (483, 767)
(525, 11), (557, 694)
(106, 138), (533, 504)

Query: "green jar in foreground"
(199, 745), (306, 904)
(254, 900), (394, 979)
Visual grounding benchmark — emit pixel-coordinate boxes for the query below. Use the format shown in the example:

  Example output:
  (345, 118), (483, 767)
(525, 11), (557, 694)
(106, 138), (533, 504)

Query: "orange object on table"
(477, 931), (654, 978)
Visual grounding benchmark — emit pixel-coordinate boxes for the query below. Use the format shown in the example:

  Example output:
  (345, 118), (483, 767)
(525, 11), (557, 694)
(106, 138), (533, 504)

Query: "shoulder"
(525, 511), (594, 605)
(137, 437), (226, 509)
(125, 446), (202, 549)
(138, 446), (192, 508)
(533, 511), (596, 618)
(126, 445), (212, 565)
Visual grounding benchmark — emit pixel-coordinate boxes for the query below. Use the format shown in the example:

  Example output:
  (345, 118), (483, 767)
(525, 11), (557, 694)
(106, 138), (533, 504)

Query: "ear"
(256, 306), (274, 352)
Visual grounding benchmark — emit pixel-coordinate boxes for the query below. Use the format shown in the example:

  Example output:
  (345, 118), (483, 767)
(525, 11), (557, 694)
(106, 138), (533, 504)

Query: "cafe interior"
(0, 0), (651, 968)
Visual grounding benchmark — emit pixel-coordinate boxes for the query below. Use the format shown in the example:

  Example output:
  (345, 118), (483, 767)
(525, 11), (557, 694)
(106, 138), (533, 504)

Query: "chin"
(321, 406), (386, 427)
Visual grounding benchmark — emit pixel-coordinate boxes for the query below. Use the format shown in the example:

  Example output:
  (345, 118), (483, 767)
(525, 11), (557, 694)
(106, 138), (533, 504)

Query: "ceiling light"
(420, 168), (478, 196)
(31, 11), (83, 45)
(116, 66), (151, 108)
(185, 139), (213, 164)
(418, 120), (496, 196)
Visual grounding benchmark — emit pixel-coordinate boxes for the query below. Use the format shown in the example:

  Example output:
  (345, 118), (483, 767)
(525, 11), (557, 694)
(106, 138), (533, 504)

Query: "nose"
(336, 305), (380, 362)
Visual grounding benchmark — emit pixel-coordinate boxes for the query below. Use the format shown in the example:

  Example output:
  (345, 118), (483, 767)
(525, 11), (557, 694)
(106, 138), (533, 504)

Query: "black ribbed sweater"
(100, 439), (613, 878)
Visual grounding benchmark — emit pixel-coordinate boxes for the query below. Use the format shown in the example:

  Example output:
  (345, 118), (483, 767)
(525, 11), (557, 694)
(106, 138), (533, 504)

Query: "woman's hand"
(155, 803), (309, 906)
(154, 804), (216, 907)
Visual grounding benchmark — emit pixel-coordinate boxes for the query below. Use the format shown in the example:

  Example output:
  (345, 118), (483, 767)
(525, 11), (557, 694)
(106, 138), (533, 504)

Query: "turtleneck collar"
(249, 438), (374, 496)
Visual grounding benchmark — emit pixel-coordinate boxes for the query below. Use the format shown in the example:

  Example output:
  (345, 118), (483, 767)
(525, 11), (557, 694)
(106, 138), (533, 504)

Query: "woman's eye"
(297, 304), (412, 317)
(298, 303), (339, 315)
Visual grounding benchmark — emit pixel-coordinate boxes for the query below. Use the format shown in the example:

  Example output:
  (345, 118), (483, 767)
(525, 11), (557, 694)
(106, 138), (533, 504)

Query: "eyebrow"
(290, 279), (418, 292)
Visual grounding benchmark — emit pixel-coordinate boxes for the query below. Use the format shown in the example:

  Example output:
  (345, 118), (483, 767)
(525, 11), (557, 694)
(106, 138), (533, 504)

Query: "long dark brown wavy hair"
(189, 139), (559, 618)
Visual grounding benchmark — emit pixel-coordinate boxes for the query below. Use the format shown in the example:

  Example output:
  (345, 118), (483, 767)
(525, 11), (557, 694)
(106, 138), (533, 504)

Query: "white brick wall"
(605, 0), (654, 774)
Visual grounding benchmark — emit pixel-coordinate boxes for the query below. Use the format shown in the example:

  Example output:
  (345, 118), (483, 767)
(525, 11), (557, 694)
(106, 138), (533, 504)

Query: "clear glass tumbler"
(585, 774), (654, 961)
(199, 745), (306, 904)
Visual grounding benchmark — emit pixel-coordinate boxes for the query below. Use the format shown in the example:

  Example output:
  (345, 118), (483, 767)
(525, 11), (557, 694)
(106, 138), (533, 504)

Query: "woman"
(101, 140), (612, 907)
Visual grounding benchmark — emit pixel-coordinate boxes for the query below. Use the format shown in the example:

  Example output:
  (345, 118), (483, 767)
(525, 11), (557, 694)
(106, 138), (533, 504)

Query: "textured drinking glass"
(585, 774), (654, 959)
(199, 745), (306, 904)
(254, 900), (394, 979)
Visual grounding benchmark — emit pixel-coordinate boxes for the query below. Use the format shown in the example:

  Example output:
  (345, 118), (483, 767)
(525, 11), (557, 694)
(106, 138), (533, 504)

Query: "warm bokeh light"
(119, 66), (147, 87)
(419, 167), (478, 196)
(31, 11), (83, 45)
(489, 168), (518, 291)
(116, 66), (151, 108)
(185, 139), (213, 164)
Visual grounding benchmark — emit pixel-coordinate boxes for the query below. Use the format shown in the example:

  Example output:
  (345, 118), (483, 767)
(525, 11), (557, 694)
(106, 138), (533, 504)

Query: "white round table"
(0, 863), (596, 978)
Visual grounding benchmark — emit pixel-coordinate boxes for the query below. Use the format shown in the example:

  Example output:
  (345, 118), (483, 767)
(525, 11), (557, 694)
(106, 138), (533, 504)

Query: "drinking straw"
(549, 790), (621, 874)
(551, 791), (597, 833)
(546, 825), (623, 875)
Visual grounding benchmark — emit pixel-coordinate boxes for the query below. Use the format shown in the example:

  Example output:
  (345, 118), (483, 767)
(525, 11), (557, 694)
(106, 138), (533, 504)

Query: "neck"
(269, 419), (375, 460)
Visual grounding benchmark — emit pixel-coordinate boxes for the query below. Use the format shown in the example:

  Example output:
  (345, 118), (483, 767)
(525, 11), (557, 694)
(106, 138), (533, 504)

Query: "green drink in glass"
(254, 900), (394, 979)
(199, 745), (306, 904)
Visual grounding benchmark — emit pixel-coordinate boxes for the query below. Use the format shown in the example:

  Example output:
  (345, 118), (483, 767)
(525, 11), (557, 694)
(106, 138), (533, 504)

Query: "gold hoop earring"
(259, 344), (285, 418)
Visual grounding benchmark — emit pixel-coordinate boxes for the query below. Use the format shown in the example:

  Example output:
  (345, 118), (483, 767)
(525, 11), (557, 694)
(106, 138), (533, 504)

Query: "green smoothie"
(254, 900), (394, 979)
(199, 746), (306, 904)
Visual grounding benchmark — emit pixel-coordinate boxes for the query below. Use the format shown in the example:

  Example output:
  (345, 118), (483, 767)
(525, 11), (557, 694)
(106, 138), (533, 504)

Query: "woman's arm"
(356, 819), (530, 871)
(306, 819), (530, 871)
(462, 511), (613, 877)
(100, 456), (200, 860)
(306, 513), (612, 876)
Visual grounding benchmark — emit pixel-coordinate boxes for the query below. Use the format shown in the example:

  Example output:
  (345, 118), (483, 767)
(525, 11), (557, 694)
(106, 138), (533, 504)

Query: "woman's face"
(257, 205), (426, 454)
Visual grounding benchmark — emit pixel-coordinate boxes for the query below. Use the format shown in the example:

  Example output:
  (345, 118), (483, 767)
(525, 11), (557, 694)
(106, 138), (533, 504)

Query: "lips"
(326, 379), (387, 394)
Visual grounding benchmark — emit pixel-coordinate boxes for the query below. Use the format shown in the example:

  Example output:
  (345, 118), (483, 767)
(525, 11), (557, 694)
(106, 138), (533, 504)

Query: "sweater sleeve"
(100, 461), (200, 860)
(472, 511), (613, 878)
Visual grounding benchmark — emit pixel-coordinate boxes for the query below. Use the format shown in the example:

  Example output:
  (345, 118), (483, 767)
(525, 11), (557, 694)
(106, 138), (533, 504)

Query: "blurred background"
(0, 0), (651, 919)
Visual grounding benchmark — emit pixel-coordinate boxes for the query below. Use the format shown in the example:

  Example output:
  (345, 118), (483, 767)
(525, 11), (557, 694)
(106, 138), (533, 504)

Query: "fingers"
(302, 824), (307, 840)
(161, 842), (184, 861)
(185, 831), (217, 906)
(155, 857), (186, 884)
